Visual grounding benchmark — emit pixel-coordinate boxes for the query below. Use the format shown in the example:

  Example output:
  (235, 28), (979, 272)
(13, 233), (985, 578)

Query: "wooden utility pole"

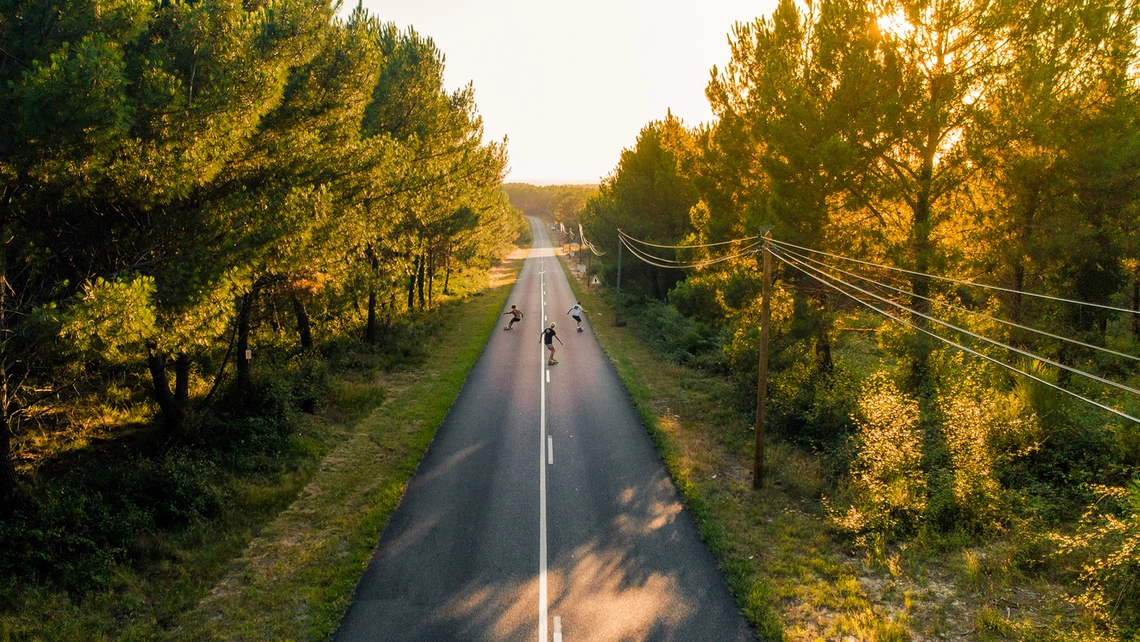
(754, 232), (772, 490)
(616, 233), (623, 326)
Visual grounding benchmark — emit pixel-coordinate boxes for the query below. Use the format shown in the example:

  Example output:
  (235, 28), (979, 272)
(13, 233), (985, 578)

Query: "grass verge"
(556, 251), (1090, 642)
(0, 253), (524, 642)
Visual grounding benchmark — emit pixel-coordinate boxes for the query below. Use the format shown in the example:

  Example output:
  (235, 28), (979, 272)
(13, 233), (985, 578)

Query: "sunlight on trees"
(0, 2), (521, 511)
(580, 0), (1140, 634)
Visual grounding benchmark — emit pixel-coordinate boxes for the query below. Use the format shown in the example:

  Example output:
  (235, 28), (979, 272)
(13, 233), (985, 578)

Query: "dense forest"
(0, 0), (522, 599)
(579, 0), (1140, 636)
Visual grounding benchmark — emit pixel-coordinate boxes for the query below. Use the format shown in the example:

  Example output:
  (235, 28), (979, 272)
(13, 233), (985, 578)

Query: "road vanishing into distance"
(334, 218), (755, 642)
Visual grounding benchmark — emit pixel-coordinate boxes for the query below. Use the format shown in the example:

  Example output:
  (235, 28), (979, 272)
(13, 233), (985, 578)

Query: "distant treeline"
(504, 183), (597, 224)
(0, 2), (524, 512)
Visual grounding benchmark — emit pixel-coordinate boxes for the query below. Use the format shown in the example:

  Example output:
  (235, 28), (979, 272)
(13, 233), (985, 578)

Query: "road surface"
(334, 218), (755, 642)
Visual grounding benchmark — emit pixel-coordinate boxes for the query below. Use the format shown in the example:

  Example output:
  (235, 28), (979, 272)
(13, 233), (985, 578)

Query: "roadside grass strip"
(554, 252), (1088, 642)
(168, 254), (524, 641)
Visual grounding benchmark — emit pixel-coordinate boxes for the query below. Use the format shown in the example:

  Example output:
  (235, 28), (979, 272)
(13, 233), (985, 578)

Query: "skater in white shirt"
(567, 302), (587, 332)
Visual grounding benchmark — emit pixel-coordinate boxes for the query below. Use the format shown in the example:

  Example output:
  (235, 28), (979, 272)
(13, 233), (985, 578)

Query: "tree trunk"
(236, 292), (254, 396)
(0, 235), (20, 513)
(816, 329), (833, 373)
(147, 342), (184, 432)
(292, 294), (313, 349)
(428, 246), (435, 307)
(417, 252), (426, 309)
(174, 353), (190, 411)
(0, 409), (22, 514)
(443, 244), (452, 294)
(1133, 263), (1139, 340)
(908, 137), (937, 382)
(407, 255), (418, 311)
(366, 287), (378, 344)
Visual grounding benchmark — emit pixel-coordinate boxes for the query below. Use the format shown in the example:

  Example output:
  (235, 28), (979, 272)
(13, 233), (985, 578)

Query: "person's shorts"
(572, 315), (582, 323)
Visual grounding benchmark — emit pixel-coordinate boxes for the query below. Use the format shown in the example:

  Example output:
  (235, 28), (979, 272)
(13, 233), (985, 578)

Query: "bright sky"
(349, 1), (778, 184)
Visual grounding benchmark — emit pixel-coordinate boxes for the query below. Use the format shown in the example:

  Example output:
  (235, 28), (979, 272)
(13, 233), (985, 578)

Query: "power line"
(771, 247), (1140, 425)
(619, 235), (763, 269)
(768, 237), (1140, 316)
(776, 244), (1140, 366)
(579, 224), (605, 256)
(773, 247), (1140, 399)
(616, 228), (763, 267)
(618, 229), (760, 250)
(767, 248), (1140, 426)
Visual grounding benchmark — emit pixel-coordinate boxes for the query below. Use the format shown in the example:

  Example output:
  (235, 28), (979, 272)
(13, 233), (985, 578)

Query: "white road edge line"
(548, 436), (553, 465)
(539, 259), (549, 642)
(554, 615), (562, 642)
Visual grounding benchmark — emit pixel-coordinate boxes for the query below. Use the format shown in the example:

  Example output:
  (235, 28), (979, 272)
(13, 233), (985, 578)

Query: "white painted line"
(554, 616), (562, 642)
(546, 370), (550, 383)
(548, 436), (553, 465)
(538, 273), (548, 642)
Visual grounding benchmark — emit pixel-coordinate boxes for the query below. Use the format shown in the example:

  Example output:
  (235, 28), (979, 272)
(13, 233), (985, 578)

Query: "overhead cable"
(767, 249), (1140, 426)
(620, 236), (760, 269)
(579, 223), (605, 256)
(772, 247), (1140, 399)
(618, 229), (760, 250)
(776, 245), (1140, 365)
(768, 237), (1140, 316)
(619, 235), (763, 269)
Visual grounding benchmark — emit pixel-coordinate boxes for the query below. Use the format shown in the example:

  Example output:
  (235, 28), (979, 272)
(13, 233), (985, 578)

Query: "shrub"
(938, 378), (1038, 532)
(827, 372), (927, 544)
(1053, 480), (1140, 635)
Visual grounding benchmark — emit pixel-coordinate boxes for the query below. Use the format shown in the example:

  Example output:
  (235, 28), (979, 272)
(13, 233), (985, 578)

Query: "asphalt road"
(333, 218), (755, 642)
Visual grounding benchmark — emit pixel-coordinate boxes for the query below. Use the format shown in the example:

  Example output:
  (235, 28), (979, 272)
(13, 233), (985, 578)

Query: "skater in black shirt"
(541, 323), (563, 365)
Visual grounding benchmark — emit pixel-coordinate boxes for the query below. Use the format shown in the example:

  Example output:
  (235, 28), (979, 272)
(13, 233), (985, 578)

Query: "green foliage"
(58, 276), (157, 365)
(0, 449), (224, 593)
(581, 113), (699, 298)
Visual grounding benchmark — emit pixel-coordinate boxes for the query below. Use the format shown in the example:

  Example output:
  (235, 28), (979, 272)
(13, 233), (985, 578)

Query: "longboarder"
(541, 322), (563, 365)
(567, 302), (587, 332)
(503, 305), (524, 330)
